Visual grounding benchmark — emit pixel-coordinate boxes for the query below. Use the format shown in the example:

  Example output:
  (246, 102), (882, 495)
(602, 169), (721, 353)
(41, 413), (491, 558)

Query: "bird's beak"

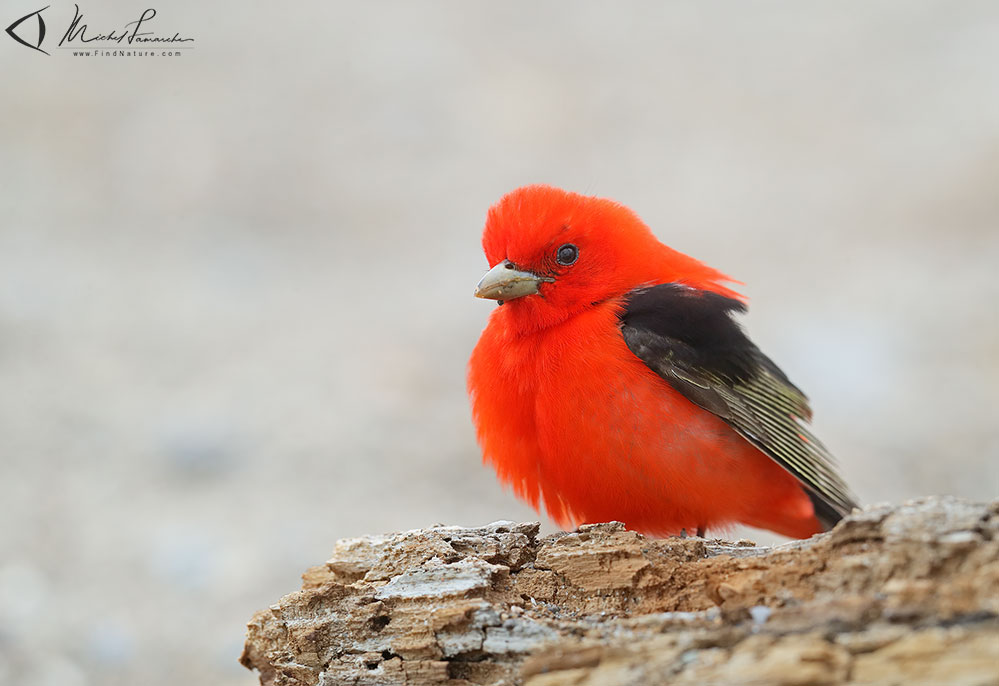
(474, 260), (551, 301)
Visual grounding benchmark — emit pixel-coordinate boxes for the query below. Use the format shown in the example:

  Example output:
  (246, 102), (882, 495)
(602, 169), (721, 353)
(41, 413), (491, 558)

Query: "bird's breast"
(469, 302), (709, 514)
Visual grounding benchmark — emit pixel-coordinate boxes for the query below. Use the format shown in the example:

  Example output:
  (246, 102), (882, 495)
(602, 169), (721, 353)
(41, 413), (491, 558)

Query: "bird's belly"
(469, 306), (817, 537)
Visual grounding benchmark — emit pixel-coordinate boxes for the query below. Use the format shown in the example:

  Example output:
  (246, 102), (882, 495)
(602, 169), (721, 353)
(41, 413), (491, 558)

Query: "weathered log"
(241, 496), (999, 685)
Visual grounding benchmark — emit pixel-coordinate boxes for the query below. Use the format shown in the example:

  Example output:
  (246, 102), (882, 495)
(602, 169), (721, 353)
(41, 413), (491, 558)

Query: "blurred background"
(2, 1), (997, 684)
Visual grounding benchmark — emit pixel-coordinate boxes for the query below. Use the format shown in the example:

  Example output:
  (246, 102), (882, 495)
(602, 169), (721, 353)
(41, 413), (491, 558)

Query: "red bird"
(467, 185), (857, 539)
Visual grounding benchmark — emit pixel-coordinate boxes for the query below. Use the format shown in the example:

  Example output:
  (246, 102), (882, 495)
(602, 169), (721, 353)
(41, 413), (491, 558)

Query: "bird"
(467, 184), (857, 539)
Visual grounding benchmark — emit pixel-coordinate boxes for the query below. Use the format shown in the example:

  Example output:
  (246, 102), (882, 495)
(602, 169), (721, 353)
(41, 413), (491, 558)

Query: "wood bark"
(242, 497), (999, 685)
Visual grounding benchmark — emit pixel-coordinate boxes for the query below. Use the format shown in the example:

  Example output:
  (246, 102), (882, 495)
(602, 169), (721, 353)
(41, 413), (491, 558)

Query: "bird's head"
(475, 185), (739, 331)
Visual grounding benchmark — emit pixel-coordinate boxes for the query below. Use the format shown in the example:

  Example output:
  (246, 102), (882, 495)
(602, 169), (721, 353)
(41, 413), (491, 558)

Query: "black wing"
(619, 283), (857, 530)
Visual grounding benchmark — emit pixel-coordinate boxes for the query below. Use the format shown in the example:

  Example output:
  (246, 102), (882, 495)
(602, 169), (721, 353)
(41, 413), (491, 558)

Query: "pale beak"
(474, 260), (552, 301)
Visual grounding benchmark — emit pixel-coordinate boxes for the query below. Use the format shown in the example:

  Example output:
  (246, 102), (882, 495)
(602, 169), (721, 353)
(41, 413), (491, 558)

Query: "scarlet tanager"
(467, 185), (857, 539)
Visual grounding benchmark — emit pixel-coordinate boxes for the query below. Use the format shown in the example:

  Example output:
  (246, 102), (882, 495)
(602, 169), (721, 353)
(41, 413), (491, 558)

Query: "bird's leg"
(696, 526), (706, 538)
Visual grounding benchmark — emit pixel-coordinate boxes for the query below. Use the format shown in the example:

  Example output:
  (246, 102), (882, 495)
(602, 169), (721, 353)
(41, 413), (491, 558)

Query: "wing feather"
(620, 284), (857, 529)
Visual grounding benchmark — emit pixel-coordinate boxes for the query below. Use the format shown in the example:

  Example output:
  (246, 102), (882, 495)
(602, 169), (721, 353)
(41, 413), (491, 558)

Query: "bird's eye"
(556, 243), (578, 266)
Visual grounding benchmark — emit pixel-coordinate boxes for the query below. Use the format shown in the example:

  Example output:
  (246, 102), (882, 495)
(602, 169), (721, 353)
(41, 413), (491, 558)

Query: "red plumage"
(468, 185), (841, 539)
